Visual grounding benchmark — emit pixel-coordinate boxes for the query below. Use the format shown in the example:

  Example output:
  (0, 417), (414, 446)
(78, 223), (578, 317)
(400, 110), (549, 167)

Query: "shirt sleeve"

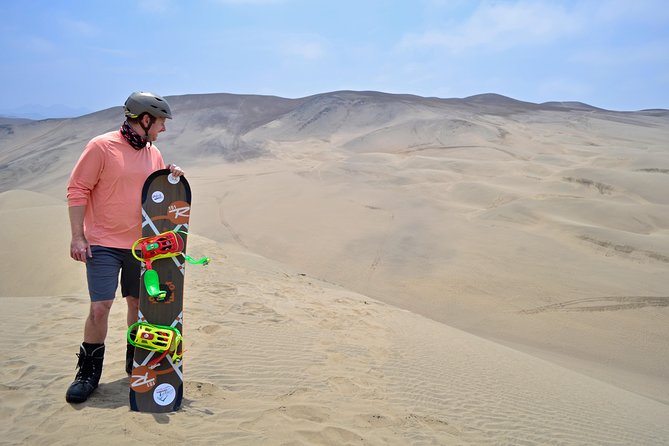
(66, 139), (105, 207)
(152, 145), (166, 170)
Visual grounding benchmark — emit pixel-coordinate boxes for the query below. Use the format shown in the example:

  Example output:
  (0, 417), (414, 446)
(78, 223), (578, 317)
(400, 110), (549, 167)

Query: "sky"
(1, 0), (668, 117)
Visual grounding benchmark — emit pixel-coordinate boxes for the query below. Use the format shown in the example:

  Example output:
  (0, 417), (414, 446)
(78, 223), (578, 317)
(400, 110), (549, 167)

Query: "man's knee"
(88, 300), (113, 323)
(126, 296), (139, 308)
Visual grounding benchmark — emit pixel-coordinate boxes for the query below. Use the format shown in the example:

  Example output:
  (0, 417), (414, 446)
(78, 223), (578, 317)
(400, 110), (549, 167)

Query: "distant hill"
(1, 90), (667, 194)
(0, 117), (33, 125)
(0, 104), (93, 120)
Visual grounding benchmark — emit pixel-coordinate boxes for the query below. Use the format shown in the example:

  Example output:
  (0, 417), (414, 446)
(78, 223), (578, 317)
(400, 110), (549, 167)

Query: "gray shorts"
(86, 245), (141, 302)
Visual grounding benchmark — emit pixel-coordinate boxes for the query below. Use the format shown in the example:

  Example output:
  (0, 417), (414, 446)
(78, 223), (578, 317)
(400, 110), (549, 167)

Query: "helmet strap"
(139, 114), (156, 147)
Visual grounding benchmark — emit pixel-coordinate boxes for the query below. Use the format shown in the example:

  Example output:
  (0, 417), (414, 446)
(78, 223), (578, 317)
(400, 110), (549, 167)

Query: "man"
(65, 91), (183, 403)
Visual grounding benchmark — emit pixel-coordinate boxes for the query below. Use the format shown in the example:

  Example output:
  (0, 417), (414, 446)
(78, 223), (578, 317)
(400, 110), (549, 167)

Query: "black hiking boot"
(65, 343), (105, 403)
(126, 341), (135, 375)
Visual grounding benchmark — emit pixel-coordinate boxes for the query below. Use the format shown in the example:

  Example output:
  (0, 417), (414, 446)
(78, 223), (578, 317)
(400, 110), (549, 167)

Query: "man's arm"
(69, 205), (91, 262)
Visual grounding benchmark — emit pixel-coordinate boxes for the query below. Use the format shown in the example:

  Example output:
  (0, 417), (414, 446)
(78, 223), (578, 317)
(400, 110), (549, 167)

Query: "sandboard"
(129, 169), (191, 412)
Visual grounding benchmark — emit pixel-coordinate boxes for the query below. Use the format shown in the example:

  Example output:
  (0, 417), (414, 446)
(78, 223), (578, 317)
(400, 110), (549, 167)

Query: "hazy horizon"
(4, 88), (669, 121)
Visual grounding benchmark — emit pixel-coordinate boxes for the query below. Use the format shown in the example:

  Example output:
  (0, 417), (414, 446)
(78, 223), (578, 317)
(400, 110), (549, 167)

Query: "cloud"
(22, 36), (57, 54)
(212, 0), (287, 4)
(280, 39), (326, 60)
(571, 40), (669, 67)
(592, 0), (669, 24)
(87, 46), (136, 59)
(400, 0), (584, 52)
(59, 18), (99, 37)
(537, 78), (591, 101)
(136, 0), (177, 13)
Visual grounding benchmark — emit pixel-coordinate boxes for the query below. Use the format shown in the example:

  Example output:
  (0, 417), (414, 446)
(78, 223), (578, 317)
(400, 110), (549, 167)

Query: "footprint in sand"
(401, 413), (462, 437)
(229, 301), (288, 323)
(239, 405), (331, 429)
(520, 295), (669, 314)
(326, 376), (362, 395)
(184, 380), (223, 398)
(199, 324), (221, 334)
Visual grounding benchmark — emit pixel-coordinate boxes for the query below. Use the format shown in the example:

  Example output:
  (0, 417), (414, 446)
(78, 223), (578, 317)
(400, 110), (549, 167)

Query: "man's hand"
(69, 205), (90, 262)
(71, 234), (91, 263)
(167, 163), (184, 177)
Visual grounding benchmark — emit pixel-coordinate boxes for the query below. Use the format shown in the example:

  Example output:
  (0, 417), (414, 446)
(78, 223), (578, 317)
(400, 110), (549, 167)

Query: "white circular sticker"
(153, 383), (176, 406)
(152, 191), (165, 203)
(167, 174), (180, 185)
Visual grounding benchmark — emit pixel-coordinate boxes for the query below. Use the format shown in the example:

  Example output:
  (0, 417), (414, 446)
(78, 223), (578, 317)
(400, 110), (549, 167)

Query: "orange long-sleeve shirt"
(67, 130), (165, 249)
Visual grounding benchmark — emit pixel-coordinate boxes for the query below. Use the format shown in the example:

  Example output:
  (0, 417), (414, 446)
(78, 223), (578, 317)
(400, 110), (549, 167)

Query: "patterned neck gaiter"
(120, 121), (148, 150)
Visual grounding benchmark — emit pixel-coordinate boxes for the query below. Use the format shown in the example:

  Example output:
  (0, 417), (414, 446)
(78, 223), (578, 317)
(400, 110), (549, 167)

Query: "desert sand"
(1, 91), (668, 444)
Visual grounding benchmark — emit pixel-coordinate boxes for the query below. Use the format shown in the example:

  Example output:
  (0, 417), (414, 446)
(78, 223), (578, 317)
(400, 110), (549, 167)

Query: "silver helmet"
(124, 91), (172, 119)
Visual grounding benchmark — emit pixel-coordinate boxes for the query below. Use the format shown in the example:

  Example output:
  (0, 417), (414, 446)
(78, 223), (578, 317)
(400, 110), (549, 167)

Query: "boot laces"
(74, 352), (99, 384)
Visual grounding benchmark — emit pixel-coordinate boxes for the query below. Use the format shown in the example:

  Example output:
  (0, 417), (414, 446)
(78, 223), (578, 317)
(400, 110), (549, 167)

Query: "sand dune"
(1, 91), (668, 444)
(3, 234), (669, 444)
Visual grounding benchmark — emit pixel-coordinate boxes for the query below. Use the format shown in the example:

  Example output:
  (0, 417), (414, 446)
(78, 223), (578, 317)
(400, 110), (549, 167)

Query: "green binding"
(143, 269), (162, 298)
(127, 321), (184, 367)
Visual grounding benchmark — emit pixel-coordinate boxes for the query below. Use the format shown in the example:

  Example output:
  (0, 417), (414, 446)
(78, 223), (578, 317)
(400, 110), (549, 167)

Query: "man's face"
(143, 116), (167, 141)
